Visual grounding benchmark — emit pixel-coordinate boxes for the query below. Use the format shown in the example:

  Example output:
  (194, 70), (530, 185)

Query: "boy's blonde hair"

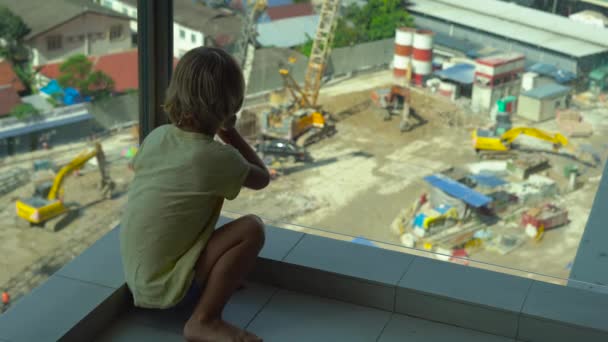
(164, 47), (245, 135)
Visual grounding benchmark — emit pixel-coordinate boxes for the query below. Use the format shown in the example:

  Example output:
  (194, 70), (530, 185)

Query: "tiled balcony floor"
(96, 282), (518, 342)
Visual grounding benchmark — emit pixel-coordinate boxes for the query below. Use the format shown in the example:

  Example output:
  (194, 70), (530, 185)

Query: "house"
(517, 83), (571, 122)
(0, 60), (26, 94)
(259, 2), (315, 22)
(38, 49), (179, 93)
(0, 0), (133, 67)
(257, 15), (320, 47)
(0, 85), (22, 117)
(97, 0), (243, 57)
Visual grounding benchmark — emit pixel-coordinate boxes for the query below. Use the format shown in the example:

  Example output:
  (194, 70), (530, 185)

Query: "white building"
(517, 83), (571, 122)
(471, 52), (525, 113)
(97, 0), (206, 58)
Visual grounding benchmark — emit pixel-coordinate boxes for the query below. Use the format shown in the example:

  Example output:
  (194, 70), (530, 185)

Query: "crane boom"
(303, 0), (341, 107)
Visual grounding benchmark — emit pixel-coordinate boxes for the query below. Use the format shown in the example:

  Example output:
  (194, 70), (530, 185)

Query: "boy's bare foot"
(184, 317), (262, 342)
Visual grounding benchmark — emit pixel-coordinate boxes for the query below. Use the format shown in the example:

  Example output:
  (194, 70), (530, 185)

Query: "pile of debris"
(556, 110), (593, 137)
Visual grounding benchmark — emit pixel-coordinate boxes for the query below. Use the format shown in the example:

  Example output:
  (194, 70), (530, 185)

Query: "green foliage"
(57, 54), (115, 99)
(296, 35), (314, 58)
(10, 103), (39, 120)
(13, 63), (35, 92)
(294, 0), (413, 54)
(0, 6), (30, 63)
(46, 95), (61, 108)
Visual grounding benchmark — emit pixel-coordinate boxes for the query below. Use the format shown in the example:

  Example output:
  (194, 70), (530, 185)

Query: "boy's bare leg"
(184, 215), (265, 342)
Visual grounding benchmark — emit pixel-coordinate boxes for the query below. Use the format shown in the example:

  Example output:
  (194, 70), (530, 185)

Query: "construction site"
(2, 2), (608, 313)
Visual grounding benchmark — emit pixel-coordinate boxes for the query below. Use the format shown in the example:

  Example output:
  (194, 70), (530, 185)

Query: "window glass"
(191, 33), (196, 43)
(0, 0), (139, 312)
(205, 0), (608, 288)
(180, 29), (185, 39)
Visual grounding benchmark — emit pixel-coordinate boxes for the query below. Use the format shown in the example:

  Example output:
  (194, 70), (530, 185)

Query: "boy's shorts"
(174, 280), (202, 309)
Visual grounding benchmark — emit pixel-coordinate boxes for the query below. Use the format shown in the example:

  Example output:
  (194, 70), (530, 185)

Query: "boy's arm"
(217, 127), (270, 190)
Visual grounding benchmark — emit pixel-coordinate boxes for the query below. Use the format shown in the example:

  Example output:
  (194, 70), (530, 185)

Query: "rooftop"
(0, 85), (21, 116)
(38, 50), (179, 93)
(0, 61), (25, 93)
(522, 83), (571, 99)
(476, 53), (525, 67)
(257, 15), (320, 47)
(408, 0), (608, 57)
(0, 0), (130, 40)
(266, 2), (315, 21)
(120, 0), (243, 45)
(434, 63), (475, 84)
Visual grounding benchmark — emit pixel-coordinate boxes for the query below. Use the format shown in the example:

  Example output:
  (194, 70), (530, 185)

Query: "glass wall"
(2, 0), (608, 316)
(0, 0), (138, 312)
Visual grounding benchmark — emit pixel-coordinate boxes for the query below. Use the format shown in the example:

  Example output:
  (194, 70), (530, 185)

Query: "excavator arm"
(47, 143), (113, 200)
(499, 127), (569, 150)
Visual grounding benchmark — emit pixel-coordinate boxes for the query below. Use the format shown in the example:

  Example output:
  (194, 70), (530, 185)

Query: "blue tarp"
(469, 174), (507, 188)
(527, 63), (577, 84)
(424, 174), (492, 208)
(40, 79), (62, 96)
(434, 63), (475, 84)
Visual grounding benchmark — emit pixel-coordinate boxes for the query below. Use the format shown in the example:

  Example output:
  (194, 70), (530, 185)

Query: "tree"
(0, 6), (30, 63)
(57, 54), (115, 100)
(295, 0), (413, 54)
(10, 103), (39, 120)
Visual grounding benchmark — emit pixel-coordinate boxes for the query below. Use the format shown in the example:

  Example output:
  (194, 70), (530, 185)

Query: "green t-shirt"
(120, 124), (250, 309)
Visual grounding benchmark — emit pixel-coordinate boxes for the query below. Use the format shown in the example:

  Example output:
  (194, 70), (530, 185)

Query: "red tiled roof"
(38, 51), (180, 93)
(267, 3), (314, 21)
(0, 60), (25, 92)
(0, 85), (22, 116)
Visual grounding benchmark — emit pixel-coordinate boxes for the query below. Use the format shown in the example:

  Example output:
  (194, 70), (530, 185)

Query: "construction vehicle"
(260, 0), (340, 146)
(371, 85), (412, 124)
(472, 127), (569, 159)
(260, 64), (336, 146)
(15, 142), (115, 229)
(370, 59), (422, 132)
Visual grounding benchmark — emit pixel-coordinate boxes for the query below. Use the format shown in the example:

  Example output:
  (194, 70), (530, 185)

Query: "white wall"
(100, 0), (205, 58)
(29, 13), (132, 66)
(173, 22), (204, 58)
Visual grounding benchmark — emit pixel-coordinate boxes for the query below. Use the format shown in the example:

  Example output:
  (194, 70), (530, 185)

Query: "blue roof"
(522, 83), (571, 99)
(434, 63), (475, 84)
(469, 174), (507, 188)
(527, 63), (577, 83)
(257, 15), (319, 47)
(424, 174), (492, 208)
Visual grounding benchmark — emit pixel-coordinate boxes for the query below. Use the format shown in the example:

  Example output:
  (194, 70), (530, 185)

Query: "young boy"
(120, 47), (270, 342)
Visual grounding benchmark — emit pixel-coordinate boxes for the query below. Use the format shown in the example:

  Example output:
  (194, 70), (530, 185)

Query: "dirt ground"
(1, 69), (607, 308)
(226, 74), (608, 281)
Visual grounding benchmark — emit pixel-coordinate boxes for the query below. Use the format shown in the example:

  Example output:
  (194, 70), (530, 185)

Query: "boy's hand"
(220, 115), (237, 131)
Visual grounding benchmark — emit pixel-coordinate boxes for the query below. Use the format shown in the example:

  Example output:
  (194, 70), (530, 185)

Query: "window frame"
(46, 35), (63, 51)
(109, 24), (123, 41)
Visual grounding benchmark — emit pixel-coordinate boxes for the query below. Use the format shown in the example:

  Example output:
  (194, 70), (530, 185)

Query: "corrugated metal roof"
(409, 0), (608, 57)
(434, 63), (475, 84)
(257, 15), (319, 47)
(424, 174), (492, 208)
(522, 83), (571, 99)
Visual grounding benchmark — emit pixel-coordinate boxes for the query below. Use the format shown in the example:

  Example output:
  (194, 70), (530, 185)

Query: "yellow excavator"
(472, 126), (600, 166)
(16, 142), (115, 228)
(472, 127), (570, 159)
